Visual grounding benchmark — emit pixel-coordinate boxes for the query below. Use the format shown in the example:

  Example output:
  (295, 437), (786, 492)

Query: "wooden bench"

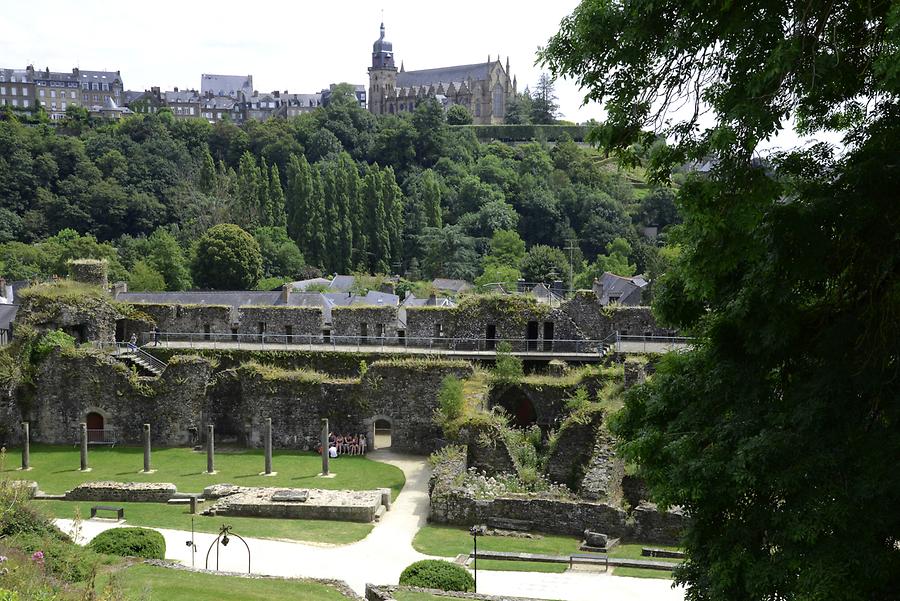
(570, 553), (609, 570)
(90, 505), (124, 520)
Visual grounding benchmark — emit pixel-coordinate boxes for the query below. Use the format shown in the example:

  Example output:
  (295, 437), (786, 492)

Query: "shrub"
(436, 376), (465, 423)
(10, 532), (103, 582)
(31, 329), (77, 363)
(492, 342), (524, 383)
(88, 527), (165, 559)
(399, 559), (474, 592)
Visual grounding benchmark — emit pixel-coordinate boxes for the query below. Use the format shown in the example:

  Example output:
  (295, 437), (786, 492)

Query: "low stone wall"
(132, 303), (233, 337)
(366, 585), (544, 601)
(545, 410), (604, 489)
(201, 485), (384, 523)
(579, 429), (624, 505)
(429, 447), (684, 545)
(65, 481), (177, 503)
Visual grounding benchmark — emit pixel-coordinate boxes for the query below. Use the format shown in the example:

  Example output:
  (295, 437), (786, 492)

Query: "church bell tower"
(368, 22), (398, 115)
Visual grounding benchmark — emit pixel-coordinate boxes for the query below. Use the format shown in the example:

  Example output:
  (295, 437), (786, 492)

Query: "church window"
(493, 83), (505, 117)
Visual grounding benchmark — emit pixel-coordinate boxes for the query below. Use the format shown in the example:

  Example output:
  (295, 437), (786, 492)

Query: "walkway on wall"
(56, 450), (684, 601)
(140, 334), (691, 361)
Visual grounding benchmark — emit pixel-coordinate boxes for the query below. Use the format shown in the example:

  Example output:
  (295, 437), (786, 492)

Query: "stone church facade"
(367, 23), (517, 124)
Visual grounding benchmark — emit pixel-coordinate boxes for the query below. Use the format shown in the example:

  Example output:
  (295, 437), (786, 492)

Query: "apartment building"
(0, 69), (35, 111)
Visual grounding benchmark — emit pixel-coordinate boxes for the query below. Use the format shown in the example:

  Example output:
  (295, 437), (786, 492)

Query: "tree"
(446, 104), (473, 126)
(128, 260), (166, 292)
(475, 263), (521, 292)
(285, 154), (312, 247)
(268, 164), (287, 228)
(191, 223), (263, 290)
(421, 169), (443, 229)
(253, 226), (305, 278)
(147, 228), (191, 291)
(363, 169), (390, 273)
(198, 150), (217, 194)
(530, 74), (559, 124)
(574, 237), (636, 288)
(505, 91), (533, 125)
(236, 151), (260, 225)
(542, 2), (900, 600)
(519, 244), (570, 284)
(422, 225), (479, 281)
(412, 98), (447, 167)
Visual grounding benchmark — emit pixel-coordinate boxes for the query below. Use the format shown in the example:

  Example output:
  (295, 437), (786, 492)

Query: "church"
(367, 23), (517, 124)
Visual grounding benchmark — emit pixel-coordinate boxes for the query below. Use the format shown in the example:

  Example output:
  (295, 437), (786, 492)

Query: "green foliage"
(491, 342), (524, 384)
(399, 560), (474, 593)
(575, 237), (636, 288)
(127, 260), (166, 292)
(31, 330), (77, 363)
(455, 124), (586, 142)
(445, 104), (473, 126)
(435, 376), (465, 429)
(544, 1), (900, 599)
(87, 527), (165, 559)
(192, 223), (263, 290)
(253, 226), (305, 279)
(146, 228), (192, 291)
(519, 244), (571, 284)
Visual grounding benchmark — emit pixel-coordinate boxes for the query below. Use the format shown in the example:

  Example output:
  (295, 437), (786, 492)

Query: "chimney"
(517, 279), (527, 293)
(281, 283), (291, 304)
(552, 280), (564, 297)
(111, 281), (128, 299)
(428, 293), (437, 305)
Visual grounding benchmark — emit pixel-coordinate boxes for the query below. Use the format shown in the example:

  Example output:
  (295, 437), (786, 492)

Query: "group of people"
(317, 432), (367, 458)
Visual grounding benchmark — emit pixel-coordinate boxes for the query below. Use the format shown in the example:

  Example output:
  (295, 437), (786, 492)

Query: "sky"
(0, 0), (838, 152)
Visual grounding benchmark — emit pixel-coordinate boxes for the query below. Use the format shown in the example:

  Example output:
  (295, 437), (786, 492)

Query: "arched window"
(492, 83), (505, 117)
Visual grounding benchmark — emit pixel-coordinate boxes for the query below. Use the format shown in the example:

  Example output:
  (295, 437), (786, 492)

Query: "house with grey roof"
(201, 74), (253, 99)
(431, 278), (473, 295)
(593, 272), (648, 306)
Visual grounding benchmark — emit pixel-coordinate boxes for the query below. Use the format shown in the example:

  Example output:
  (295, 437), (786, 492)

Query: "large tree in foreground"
(542, 2), (899, 600)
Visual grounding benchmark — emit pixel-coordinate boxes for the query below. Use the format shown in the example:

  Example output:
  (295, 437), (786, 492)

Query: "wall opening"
(542, 322), (554, 351)
(86, 412), (104, 442)
(495, 387), (537, 429)
(374, 418), (392, 449)
(360, 322), (368, 343)
(486, 324), (497, 350)
(527, 321), (539, 351)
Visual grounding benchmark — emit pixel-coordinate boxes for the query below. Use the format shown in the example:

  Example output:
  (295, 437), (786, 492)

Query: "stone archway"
(86, 411), (104, 442)
(493, 386), (537, 429)
(366, 414), (393, 451)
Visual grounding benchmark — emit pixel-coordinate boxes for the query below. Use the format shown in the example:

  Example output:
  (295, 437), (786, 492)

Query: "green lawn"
(413, 525), (680, 578)
(2, 444), (405, 500)
(96, 563), (352, 600)
(38, 500), (372, 545)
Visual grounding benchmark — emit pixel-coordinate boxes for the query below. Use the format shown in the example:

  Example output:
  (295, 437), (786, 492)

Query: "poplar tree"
(236, 151), (260, 225)
(285, 154), (312, 248)
(381, 166), (404, 270)
(198, 150), (216, 194)
(363, 169), (389, 273)
(421, 169), (442, 228)
(257, 158), (271, 226)
(268, 165), (286, 228)
(307, 167), (327, 268)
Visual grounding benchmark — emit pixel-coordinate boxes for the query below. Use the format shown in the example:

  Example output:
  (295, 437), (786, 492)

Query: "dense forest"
(0, 85), (680, 291)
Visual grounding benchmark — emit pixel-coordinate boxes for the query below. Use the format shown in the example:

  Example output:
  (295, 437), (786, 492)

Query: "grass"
(96, 563), (352, 600)
(38, 500), (373, 545)
(412, 525), (680, 578)
(2, 444), (405, 500)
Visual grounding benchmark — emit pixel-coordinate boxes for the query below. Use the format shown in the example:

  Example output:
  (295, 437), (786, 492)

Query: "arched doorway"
(374, 418), (392, 449)
(494, 387), (538, 429)
(86, 412), (104, 443)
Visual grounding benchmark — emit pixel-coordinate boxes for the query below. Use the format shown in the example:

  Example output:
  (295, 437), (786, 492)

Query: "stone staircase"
(114, 346), (166, 377)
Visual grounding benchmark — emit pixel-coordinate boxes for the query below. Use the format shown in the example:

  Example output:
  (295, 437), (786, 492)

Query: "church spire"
(400, 60), (405, 72)
(506, 56), (510, 72)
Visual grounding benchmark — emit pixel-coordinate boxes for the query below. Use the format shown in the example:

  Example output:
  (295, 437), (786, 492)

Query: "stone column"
(142, 424), (152, 472)
(21, 422), (30, 471)
(79, 423), (89, 471)
(321, 418), (329, 476)
(206, 424), (215, 474)
(264, 418), (273, 475)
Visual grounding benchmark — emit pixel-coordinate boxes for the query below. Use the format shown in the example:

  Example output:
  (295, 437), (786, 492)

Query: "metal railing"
(95, 341), (168, 373)
(614, 334), (692, 353)
(140, 331), (612, 355)
(85, 429), (117, 445)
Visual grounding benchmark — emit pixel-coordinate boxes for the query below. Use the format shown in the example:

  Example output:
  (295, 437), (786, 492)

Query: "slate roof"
(593, 272), (647, 306)
(201, 74), (253, 99)
(397, 62), (492, 88)
(328, 275), (356, 292)
(431, 278), (473, 294)
(289, 278), (331, 291)
(165, 89), (200, 103)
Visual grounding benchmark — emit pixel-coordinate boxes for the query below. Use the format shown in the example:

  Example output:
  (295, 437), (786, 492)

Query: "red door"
(86, 412), (104, 442)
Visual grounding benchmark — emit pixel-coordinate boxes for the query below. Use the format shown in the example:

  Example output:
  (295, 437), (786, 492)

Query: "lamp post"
(470, 525), (484, 593)
(205, 524), (250, 574)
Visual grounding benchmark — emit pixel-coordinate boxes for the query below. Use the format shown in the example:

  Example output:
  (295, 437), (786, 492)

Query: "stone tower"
(368, 23), (397, 115)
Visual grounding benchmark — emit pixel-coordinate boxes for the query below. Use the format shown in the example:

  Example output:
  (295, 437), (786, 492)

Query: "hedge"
(87, 527), (165, 559)
(399, 559), (475, 592)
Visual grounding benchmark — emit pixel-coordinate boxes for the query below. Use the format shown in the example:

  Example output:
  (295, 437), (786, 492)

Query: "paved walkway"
(56, 450), (684, 601)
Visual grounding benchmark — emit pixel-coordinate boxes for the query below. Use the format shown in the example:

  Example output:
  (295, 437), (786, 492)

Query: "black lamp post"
(470, 525), (484, 593)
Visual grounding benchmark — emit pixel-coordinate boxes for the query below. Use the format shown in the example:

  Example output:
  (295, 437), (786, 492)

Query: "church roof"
(397, 62), (494, 88)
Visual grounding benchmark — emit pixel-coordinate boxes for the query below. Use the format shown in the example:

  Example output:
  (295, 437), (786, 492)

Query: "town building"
(164, 88), (201, 119)
(367, 23), (516, 124)
(123, 87), (164, 114)
(0, 69), (35, 111)
(201, 73), (253, 99)
(593, 272), (648, 306)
